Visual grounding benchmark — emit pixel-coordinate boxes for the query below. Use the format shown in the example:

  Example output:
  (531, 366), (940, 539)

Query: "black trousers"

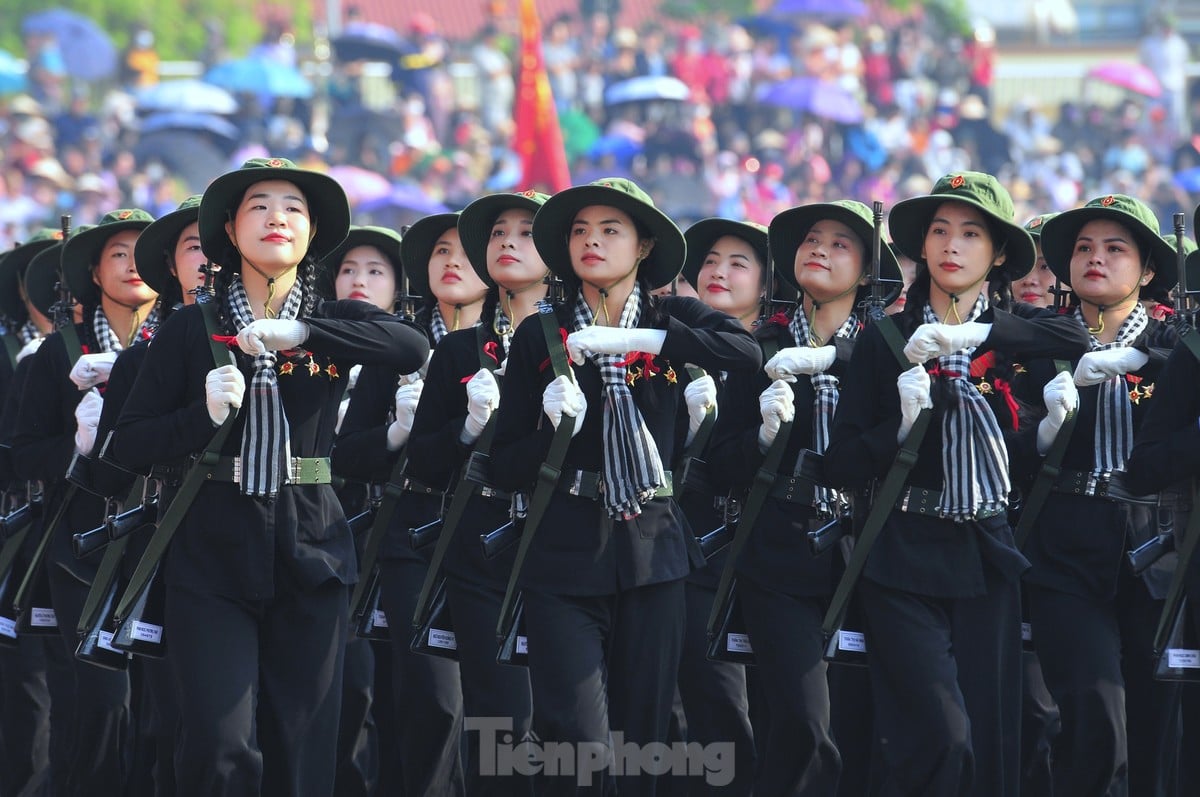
(860, 574), (1023, 797)
(1019, 650), (1059, 797)
(676, 580), (755, 797)
(737, 577), (839, 796)
(1029, 572), (1181, 797)
(165, 575), (347, 797)
(445, 575), (534, 797)
(524, 579), (686, 797)
(334, 635), (378, 797)
(48, 561), (132, 797)
(0, 628), (72, 797)
(378, 557), (464, 797)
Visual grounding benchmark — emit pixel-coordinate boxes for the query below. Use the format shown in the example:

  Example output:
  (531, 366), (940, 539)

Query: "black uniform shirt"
(111, 300), (429, 601)
(487, 295), (761, 596)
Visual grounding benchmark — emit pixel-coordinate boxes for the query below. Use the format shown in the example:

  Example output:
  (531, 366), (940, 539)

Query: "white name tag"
(30, 607), (56, 628)
(1021, 622), (1033, 642)
(131, 621), (163, 644)
(371, 609), (389, 629)
(98, 630), (121, 653)
(0, 616), (15, 638)
(838, 629), (867, 653)
(1167, 648), (1200, 669)
(428, 628), (457, 650)
(516, 634), (528, 655)
(726, 632), (753, 654)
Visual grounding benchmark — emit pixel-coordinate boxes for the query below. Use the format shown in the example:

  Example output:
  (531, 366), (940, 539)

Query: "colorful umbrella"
(604, 76), (691, 105)
(1085, 61), (1162, 99)
(756, 77), (864, 124)
(0, 50), (26, 95)
(767, 0), (867, 17)
(205, 57), (313, 99)
(332, 22), (413, 63)
(21, 9), (116, 82)
(136, 80), (239, 115)
(327, 166), (392, 206)
(138, 112), (241, 142)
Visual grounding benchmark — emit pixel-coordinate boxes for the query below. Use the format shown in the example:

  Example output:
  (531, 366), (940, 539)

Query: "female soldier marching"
(1024, 194), (1182, 797)
(487, 177), (760, 795)
(11, 208), (158, 795)
(824, 172), (1089, 796)
(332, 210), (489, 797)
(110, 157), (430, 796)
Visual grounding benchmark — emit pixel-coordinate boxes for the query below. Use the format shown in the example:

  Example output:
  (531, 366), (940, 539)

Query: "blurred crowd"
(1, 4), (1198, 252)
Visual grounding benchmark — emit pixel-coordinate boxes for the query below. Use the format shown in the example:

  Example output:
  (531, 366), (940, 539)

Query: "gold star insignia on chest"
(279, 362), (295, 376)
(326, 363), (339, 379)
(307, 361), (321, 376)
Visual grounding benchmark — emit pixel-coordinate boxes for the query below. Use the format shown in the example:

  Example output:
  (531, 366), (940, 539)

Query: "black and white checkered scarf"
(790, 307), (859, 515)
(923, 294), (1010, 521)
(92, 305), (158, 353)
(571, 287), (666, 520)
(429, 304), (450, 343)
(1075, 303), (1147, 478)
(494, 302), (514, 352)
(224, 273), (304, 498)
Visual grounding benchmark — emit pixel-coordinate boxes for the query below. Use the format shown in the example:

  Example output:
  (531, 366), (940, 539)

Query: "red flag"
(513, 0), (571, 192)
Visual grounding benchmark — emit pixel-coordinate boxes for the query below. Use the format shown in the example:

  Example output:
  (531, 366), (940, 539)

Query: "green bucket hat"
(459, 190), (552, 286)
(888, 171), (1035, 280)
(198, 157), (351, 266)
(317, 225), (404, 303)
(681, 218), (769, 291)
(1022, 212), (1058, 241)
(0, 229), (66, 323)
(769, 200), (903, 303)
(398, 212), (461, 300)
(133, 195), (204, 296)
(532, 177), (686, 290)
(1040, 194), (1176, 296)
(24, 239), (71, 320)
(62, 209), (155, 306)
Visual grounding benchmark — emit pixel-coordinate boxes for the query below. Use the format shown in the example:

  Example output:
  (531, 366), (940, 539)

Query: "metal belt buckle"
(1095, 473), (1111, 498)
(232, 456), (242, 483)
(900, 487), (913, 513)
(568, 470), (584, 497)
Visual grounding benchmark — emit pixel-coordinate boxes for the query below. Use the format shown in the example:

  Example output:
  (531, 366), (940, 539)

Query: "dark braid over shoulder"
(299, 253), (319, 318)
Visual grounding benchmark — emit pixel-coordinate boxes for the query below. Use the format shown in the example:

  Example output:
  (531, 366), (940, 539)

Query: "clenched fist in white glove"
(764, 346), (837, 382)
(205, 364), (245, 426)
(542, 374), (586, 436)
(1073, 347), (1149, 386)
(462, 368), (500, 444)
(757, 379), (795, 452)
(236, 319), (309, 357)
(1037, 370), (1079, 454)
(566, 327), (666, 365)
(897, 365), (932, 443)
(387, 380), (423, 451)
(16, 336), (44, 363)
(73, 389), (103, 455)
(903, 321), (991, 364)
(69, 351), (118, 390)
(684, 373), (717, 446)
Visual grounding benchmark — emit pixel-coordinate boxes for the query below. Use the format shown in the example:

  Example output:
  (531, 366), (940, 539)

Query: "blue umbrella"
(135, 80), (239, 115)
(139, 112), (240, 142)
(205, 57), (313, 100)
(0, 50), (27, 95)
(332, 22), (412, 63)
(358, 183), (449, 217)
(604, 76), (690, 105)
(21, 9), (116, 81)
(757, 78), (864, 124)
(1174, 167), (1200, 193)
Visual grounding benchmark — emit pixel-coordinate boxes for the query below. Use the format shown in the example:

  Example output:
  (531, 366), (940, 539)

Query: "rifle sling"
(1013, 360), (1076, 549)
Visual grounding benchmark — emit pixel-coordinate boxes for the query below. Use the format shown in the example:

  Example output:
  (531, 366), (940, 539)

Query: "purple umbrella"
(767, 0), (867, 18)
(756, 78), (864, 124)
(21, 9), (116, 82)
(1085, 61), (1162, 99)
(357, 183), (449, 229)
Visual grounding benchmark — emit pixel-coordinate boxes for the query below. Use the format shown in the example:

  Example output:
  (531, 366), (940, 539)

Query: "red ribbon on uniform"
(618, 350), (660, 378)
(538, 328), (571, 373)
(211, 334), (238, 349)
(991, 377), (1020, 431)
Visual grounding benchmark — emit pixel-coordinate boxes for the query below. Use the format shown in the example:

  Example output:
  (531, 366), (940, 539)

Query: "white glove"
(16, 337), (44, 362)
(542, 374), (587, 436)
(1037, 370), (1078, 454)
(73, 389), (103, 455)
(68, 351), (118, 390)
(387, 380), (423, 451)
(903, 321), (992, 364)
(205, 363), (245, 426)
(236, 319), (309, 356)
(684, 373), (717, 446)
(897, 365), (932, 443)
(566, 327), (666, 366)
(347, 363), (363, 391)
(1073, 347), (1150, 386)
(757, 379), (795, 452)
(462, 368), (500, 444)
(764, 346), (837, 382)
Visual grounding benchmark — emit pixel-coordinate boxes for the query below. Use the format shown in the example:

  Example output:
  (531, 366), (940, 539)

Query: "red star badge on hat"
(950, 175), (965, 189)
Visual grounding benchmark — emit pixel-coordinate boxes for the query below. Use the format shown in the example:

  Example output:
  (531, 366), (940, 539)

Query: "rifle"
(860, 201), (892, 323)
(51, 215), (74, 330)
(1174, 212), (1195, 330)
(0, 482), (43, 543)
(72, 477), (160, 558)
